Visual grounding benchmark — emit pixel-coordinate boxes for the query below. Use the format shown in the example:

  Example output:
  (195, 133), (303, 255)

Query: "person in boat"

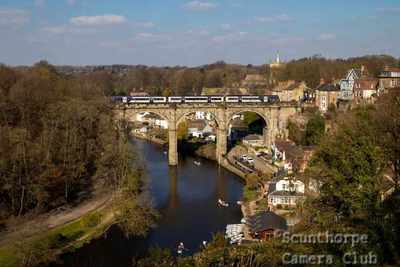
(177, 242), (185, 255)
(218, 198), (229, 207)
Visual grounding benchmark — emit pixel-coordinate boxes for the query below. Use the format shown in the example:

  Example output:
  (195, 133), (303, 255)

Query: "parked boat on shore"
(225, 224), (245, 244)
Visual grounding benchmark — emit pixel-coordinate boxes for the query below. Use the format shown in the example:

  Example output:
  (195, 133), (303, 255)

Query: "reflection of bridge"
(115, 102), (298, 166)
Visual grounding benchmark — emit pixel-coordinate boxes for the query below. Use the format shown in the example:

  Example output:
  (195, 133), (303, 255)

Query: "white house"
(339, 67), (365, 100)
(136, 112), (168, 129)
(195, 111), (213, 121)
(267, 178), (305, 208)
(135, 112), (149, 122)
(154, 118), (168, 129)
(243, 134), (264, 147)
(134, 126), (148, 134)
(188, 120), (214, 138)
(205, 134), (216, 142)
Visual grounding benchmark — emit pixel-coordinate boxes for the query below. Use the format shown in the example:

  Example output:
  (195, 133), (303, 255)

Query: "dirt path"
(0, 192), (112, 247)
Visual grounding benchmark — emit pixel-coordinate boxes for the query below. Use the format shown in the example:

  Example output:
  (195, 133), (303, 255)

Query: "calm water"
(57, 138), (244, 267)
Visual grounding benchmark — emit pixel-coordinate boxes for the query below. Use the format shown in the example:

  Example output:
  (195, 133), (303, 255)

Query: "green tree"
(177, 121), (188, 140)
(304, 113), (325, 145)
(303, 105), (399, 264)
(287, 120), (304, 145)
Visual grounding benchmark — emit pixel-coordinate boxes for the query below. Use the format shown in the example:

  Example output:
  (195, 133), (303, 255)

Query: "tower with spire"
(270, 51), (283, 68)
(268, 51), (285, 85)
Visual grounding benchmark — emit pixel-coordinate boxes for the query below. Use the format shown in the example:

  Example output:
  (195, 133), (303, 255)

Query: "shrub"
(81, 212), (102, 228)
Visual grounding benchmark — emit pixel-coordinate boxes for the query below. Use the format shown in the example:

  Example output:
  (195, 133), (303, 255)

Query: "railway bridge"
(114, 102), (299, 166)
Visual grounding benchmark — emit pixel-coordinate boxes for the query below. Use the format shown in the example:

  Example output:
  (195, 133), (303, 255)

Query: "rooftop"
(244, 74), (267, 81)
(188, 120), (207, 130)
(275, 139), (304, 163)
(354, 78), (378, 90)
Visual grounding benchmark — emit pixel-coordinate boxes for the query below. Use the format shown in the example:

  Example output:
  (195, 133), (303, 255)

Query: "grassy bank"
(0, 207), (115, 267)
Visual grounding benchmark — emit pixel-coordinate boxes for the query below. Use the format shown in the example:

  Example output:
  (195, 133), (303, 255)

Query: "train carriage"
(168, 96), (183, 103)
(112, 95), (280, 104)
(151, 97), (167, 103)
(130, 97), (151, 103)
(241, 96), (262, 103)
(184, 96), (209, 103)
(225, 96), (240, 103)
(269, 95), (280, 103)
(210, 96), (224, 103)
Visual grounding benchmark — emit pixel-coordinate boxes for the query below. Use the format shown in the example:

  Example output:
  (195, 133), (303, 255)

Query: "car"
(247, 157), (254, 165)
(240, 155), (248, 161)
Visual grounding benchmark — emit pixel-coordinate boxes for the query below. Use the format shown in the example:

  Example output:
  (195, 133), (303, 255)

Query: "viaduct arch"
(115, 103), (298, 166)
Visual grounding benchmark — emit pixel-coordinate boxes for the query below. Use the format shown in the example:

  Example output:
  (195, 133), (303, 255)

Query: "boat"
(177, 242), (185, 255)
(194, 160), (201, 166)
(218, 198), (229, 207)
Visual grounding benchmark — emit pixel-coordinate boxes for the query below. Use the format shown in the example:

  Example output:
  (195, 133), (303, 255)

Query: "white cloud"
(41, 25), (99, 35)
(317, 33), (336, 41)
(134, 32), (171, 43)
(187, 29), (209, 36)
(268, 36), (305, 46)
(0, 8), (30, 26)
(70, 14), (126, 26)
(183, 1), (218, 11)
(255, 14), (292, 23)
(42, 25), (67, 34)
(212, 31), (247, 44)
(134, 21), (155, 28)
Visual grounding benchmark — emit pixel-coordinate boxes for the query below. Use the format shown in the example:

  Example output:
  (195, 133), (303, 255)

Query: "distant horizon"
(4, 53), (399, 68)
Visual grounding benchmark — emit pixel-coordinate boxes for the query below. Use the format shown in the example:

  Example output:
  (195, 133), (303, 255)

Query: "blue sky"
(0, 0), (399, 66)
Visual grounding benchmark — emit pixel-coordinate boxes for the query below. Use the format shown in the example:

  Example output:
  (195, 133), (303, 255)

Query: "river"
(57, 138), (244, 267)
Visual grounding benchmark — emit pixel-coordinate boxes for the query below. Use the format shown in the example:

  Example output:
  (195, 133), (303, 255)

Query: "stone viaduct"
(115, 103), (299, 166)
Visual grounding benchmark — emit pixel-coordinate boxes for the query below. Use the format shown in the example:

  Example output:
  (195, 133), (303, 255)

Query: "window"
(321, 96), (327, 110)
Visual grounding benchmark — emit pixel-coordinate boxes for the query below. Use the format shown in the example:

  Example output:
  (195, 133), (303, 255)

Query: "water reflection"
(164, 167), (179, 211)
(54, 139), (244, 267)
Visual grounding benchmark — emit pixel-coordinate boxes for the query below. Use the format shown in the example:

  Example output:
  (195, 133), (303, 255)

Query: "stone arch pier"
(115, 103), (298, 166)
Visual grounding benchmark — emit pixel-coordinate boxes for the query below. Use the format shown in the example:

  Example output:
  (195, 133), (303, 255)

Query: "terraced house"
(338, 66), (366, 101)
(379, 66), (400, 91)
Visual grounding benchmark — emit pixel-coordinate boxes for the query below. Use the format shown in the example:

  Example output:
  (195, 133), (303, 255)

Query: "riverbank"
(131, 132), (167, 146)
(0, 193), (115, 267)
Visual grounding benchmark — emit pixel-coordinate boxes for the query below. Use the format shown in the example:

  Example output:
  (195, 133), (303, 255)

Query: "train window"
(225, 96), (240, 102)
(210, 96), (224, 102)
